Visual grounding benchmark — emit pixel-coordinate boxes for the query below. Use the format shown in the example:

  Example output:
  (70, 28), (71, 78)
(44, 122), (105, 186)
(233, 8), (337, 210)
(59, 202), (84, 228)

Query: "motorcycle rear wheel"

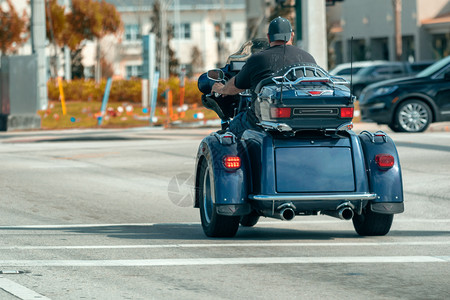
(352, 208), (393, 236)
(199, 160), (240, 237)
(240, 211), (260, 227)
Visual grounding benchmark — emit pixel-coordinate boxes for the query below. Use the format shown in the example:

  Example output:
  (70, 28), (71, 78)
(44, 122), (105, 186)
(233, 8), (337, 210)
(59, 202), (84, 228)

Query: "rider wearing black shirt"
(211, 17), (316, 137)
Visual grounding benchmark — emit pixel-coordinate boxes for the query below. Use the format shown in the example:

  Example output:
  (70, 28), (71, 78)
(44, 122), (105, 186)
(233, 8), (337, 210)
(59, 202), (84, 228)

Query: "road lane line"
(0, 277), (51, 300)
(0, 241), (450, 250)
(0, 256), (448, 267)
(0, 218), (449, 229)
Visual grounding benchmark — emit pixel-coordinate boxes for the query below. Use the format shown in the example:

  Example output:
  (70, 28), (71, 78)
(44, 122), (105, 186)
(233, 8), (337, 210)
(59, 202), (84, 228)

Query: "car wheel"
(394, 100), (432, 132)
(352, 208), (394, 236)
(240, 211), (260, 227)
(198, 160), (240, 237)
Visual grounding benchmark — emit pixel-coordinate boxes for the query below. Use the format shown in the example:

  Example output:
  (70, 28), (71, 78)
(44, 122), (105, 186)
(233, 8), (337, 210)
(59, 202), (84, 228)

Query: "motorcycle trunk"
(256, 82), (353, 130)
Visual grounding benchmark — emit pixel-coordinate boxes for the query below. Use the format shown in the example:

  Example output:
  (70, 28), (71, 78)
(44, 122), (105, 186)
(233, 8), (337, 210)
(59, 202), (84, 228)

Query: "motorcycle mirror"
(207, 69), (225, 82)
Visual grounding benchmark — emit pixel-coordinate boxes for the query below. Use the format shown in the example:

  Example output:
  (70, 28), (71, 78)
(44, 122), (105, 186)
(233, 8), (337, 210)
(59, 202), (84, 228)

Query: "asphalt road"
(0, 123), (449, 300)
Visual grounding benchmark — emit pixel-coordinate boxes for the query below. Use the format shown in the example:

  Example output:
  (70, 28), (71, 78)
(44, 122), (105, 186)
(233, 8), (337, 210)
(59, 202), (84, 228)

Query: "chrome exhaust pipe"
(273, 203), (296, 221)
(322, 207), (354, 220)
(279, 207), (295, 221)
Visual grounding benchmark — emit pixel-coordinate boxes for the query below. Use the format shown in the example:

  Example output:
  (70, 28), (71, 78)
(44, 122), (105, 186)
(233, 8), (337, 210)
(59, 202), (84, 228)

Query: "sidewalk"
(352, 121), (450, 133)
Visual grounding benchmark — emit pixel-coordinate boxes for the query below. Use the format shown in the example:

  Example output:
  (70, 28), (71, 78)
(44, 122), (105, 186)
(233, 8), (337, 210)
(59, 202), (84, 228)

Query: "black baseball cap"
(268, 17), (293, 42)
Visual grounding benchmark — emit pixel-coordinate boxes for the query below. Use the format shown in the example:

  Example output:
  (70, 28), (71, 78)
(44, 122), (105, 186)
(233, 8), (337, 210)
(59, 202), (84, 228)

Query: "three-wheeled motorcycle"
(194, 41), (404, 238)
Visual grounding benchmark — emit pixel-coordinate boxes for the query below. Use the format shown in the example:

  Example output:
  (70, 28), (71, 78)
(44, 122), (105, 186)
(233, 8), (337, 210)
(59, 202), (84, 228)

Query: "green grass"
(38, 101), (361, 130)
(38, 101), (219, 130)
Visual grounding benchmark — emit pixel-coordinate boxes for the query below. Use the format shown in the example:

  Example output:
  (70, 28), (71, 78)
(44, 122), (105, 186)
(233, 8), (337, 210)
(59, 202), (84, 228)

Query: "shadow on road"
(1, 224), (448, 241)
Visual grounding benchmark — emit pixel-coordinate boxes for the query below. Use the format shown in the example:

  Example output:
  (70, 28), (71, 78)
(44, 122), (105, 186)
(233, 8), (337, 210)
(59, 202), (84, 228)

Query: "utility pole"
(160, 0), (174, 79)
(393, 0), (402, 61)
(218, 0), (226, 66)
(64, 0), (72, 80)
(31, 0), (48, 110)
(95, 39), (101, 83)
(301, 0), (327, 67)
(295, 0), (302, 45)
(174, 0), (181, 66)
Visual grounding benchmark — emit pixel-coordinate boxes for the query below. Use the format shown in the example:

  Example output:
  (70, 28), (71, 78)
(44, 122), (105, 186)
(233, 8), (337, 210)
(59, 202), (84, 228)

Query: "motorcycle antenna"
(350, 36), (354, 96)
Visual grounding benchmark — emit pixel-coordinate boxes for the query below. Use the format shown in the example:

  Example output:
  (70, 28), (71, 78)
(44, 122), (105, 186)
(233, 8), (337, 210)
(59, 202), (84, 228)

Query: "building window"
(173, 23), (191, 39)
(125, 24), (141, 41)
(370, 38), (389, 60)
(432, 33), (450, 59)
(214, 22), (232, 39)
(348, 39), (366, 61)
(126, 65), (142, 79)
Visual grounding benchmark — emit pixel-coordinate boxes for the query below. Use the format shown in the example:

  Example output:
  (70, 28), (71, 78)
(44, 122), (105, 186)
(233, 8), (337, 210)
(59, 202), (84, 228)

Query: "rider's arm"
(211, 77), (245, 96)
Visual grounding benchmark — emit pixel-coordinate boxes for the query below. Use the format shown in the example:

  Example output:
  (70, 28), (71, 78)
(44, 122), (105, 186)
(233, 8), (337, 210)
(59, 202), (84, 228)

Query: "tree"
(67, 0), (122, 81)
(150, 0), (178, 78)
(0, 0), (28, 54)
(70, 48), (84, 79)
(150, 0), (162, 75)
(191, 46), (204, 75)
(46, 0), (122, 79)
(45, 0), (68, 47)
(45, 0), (69, 76)
(167, 23), (179, 77)
(268, 0), (295, 32)
(66, 0), (122, 42)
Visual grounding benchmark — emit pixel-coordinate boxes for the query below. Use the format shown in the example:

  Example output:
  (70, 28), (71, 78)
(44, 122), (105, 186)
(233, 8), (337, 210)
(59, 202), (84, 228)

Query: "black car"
(330, 61), (434, 97)
(359, 56), (450, 132)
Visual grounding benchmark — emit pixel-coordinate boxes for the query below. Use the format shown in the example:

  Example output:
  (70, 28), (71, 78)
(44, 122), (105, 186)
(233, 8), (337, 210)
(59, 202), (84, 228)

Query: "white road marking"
(0, 277), (51, 300)
(0, 218), (449, 229)
(0, 241), (449, 250)
(0, 256), (448, 267)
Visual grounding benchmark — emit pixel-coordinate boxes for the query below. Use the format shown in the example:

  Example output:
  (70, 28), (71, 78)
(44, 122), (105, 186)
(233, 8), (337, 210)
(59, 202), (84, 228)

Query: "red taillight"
(340, 107), (354, 118)
(308, 91), (323, 96)
(375, 154), (395, 169)
(270, 107), (291, 118)
(223, 156), (241, 170)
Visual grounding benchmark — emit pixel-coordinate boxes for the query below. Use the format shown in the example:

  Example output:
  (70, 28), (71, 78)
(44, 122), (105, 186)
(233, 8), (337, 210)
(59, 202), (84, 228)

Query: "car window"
(335, 67), (363, 76)
(372, 65), (404, 76)
(433, 64), (450, 79)
(409, 63), (433, 73)
(417, 56), (450, 77)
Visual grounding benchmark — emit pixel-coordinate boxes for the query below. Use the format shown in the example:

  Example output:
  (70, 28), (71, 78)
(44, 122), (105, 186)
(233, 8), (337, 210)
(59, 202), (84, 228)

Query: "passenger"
(211, 16), (316, 137)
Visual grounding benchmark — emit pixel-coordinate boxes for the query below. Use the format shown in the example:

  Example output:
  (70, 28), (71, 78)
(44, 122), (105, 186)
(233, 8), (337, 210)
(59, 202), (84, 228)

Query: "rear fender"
(359, 131), (404, 214)
(194, 134), (249, 214)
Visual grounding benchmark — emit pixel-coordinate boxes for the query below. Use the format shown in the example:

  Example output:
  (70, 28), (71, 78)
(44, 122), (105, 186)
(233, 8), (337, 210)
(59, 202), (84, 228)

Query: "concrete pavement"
(0, 121), (449, 144)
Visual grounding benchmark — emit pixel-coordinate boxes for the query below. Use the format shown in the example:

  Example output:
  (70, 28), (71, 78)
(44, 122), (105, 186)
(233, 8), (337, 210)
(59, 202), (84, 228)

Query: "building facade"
(93, 0), (247, 79)
(329, 0), (450, 66)
(6, 0), (449, 79)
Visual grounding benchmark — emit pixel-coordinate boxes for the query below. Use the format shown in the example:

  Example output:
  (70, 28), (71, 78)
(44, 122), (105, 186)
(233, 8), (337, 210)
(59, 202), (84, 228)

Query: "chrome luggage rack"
(271, 65), (349, 88)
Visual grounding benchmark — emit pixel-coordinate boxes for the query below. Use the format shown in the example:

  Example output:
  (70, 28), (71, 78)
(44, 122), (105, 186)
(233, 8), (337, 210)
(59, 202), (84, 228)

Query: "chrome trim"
(270, 65), (350, 87)
(323, 122), (353, 133)
(212, 131), (237, 145)
(258, 121), (293, 132)
(249, 193), (377, 201)
(277, 202), (297, 211)
(360, 130), (388, 143)
(336, 122), (354, 131)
